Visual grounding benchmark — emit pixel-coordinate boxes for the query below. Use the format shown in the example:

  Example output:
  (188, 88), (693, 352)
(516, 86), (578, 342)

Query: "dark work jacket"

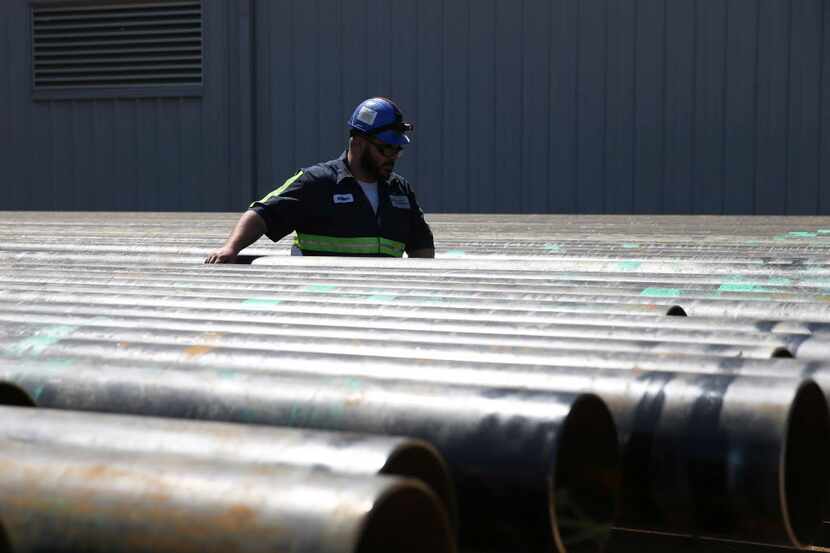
(250, 153), (434, 257)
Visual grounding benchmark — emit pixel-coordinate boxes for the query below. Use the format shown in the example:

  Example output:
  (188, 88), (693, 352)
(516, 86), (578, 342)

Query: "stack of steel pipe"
(2, 212), (830, 553)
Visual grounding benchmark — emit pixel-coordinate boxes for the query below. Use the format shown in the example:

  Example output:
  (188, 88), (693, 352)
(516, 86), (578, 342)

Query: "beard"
(358, 148), (393, 180)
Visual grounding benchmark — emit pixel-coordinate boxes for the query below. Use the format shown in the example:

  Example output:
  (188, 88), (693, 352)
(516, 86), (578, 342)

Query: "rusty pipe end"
(356, 479), (456, 553)
(552, 394), (622, 553)
(781, 380), (830, 547)
(382, 439), (458, 531)
(0, 382), (35, 407)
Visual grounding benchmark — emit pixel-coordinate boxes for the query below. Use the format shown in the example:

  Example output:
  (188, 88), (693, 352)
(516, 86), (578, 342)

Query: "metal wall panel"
(0, 0), (248, 212)
(1, 0), (828, 214)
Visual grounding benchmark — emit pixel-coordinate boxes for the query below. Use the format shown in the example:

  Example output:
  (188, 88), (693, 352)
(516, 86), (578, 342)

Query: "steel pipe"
(0, 305), (820, 353)
(6, 263), (830, 291)
(0, 403), (455, 524)
(0, 320), (792, 363)
(4, 261), (830, 301)
(0, 440), (455, 553)
(0, 285), (681, 318)
(0, 360), (622, 553)
(0, 356), (824, 548)
(6, 297), (830, 338)
(7, 272), (824, 320)
(0, 280), (685, 317)
(3, 272), (829, 306)
(0, 334), (804, 386)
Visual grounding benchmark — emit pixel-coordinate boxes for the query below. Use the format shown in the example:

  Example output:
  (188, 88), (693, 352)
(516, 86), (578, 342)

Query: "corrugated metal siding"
(0, 0), (828, 214)
(251, 0), (830, 214)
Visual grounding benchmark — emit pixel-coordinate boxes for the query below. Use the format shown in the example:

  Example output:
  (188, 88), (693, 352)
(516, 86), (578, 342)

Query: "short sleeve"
(249, 170), (307, 242)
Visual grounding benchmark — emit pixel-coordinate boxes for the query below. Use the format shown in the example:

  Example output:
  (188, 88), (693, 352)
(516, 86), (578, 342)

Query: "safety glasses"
(367, 138), (404, 158)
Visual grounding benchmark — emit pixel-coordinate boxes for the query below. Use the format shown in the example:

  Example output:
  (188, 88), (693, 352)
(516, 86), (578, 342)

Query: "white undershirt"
(357, 180), (379, 214)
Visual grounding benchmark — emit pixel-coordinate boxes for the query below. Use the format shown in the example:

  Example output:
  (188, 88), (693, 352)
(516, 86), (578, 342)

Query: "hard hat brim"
(375, 130), (411, 146)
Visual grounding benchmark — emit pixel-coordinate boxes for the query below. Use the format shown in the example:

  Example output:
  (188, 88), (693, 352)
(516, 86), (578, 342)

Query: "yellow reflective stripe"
(249, 170), (304, 207)
(295, 233), (404, 257)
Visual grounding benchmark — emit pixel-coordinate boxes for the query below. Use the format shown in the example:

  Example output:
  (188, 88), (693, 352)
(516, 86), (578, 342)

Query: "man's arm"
(204, 210), (268, 264)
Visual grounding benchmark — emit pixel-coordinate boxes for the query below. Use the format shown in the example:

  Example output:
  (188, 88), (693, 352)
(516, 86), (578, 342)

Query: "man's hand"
(204, 246), (239, 264)
(204, 210), (268, 264)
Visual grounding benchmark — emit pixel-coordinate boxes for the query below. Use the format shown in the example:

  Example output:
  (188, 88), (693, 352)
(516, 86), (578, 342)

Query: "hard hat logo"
(357, 107), (378, 126)
(348, 97), (412, 146)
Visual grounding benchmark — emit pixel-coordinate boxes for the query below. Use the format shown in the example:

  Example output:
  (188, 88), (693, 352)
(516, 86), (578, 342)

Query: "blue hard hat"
(347, 97), (413, 146)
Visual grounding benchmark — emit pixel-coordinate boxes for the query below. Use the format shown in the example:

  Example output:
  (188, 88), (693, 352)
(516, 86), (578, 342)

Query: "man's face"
(358, 136), (403, 180)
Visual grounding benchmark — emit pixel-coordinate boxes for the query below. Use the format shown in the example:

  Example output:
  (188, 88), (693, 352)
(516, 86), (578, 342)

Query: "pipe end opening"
(784, 381), (830, 546)
(384, 442), (458, 529)
(772, 347), (794, 359)
(0, 383), (35, 407)
(357, 482), (455, 553)
(666, 306), (687, 317)
(553, 394), (621, 553)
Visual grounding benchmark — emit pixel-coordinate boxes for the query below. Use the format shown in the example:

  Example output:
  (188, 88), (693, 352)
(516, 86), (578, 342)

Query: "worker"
(205, 97), (434, 263)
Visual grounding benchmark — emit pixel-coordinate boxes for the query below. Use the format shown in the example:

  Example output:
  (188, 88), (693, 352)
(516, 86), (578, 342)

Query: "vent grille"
(32, 1), (202, 91)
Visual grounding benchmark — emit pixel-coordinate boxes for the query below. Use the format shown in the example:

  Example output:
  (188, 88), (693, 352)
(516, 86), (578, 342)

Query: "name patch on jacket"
(333, 194), (354, 204)
(389, 195), (411, 209)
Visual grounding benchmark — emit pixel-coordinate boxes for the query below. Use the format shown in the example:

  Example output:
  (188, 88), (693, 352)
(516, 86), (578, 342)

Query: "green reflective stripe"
(295, 233), (405, 257)
(249, 170), (304, 207)
(379, 238), (405, 257)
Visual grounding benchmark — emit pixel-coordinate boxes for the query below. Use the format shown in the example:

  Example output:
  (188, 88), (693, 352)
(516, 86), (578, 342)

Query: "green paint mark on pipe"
(622, 243), (640, 249)
(31, 385), (45, 400)
(242, 298), (283, 307)
(2, 325), (79, 357)
(414, 297), (444, 304)
(766, 277), (792, 286)
(304, 284), (338, 293)
(217, 369), (239, 380)
(617, 261), (642, 271)
(543, 243), (562, 252)
(367, 294), (397, 302)
(444, 249), (466, 257)
(640, 288), (682, 298)
(818, 229), (830, 234)
(718, 283), (771, 293)
(788, 231), (818, 238)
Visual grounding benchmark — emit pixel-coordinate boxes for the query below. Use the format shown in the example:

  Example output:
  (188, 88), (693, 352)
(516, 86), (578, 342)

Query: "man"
(205, 97), (434, 263)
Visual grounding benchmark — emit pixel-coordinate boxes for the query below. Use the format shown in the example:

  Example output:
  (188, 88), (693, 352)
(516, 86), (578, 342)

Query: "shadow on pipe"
(666, 306), (687, 317)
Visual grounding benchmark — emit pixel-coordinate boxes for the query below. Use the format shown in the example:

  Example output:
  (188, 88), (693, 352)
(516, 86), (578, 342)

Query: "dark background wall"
(2, 0), (829, 214)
